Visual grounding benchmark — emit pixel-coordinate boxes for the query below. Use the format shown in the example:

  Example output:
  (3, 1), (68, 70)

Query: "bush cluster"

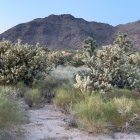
(54, 87), (140, 133)
(48, 50), (84, 67)
(54, 33), (140, 133)
(74, 33), (140, 94)
(0, 40), (51, 86)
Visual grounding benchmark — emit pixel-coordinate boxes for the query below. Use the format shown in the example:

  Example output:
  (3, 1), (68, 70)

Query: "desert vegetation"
(0, 86), (23, 128)
(0, 39), (52, 128)
(54, 33), (140, 133)
(0, 32), (140, 136)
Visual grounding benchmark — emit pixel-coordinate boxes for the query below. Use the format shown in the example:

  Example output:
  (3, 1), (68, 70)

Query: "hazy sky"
(0, 0), (140, 33)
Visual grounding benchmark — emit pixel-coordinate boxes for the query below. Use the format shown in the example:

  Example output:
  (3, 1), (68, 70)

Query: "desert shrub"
(32, 79), (56, 103)
(102, 100), (117, 125)
(24, 88), (42, 107)
(0, 85), (14, 97)
(103, 97), (135, 128)
(32, 76), (70, 95)
(30, 71), (73, 104)
(73, 95), (140, 132)
(74, 33), (140, 94)
(54, 85), (140, 132)
(132, 100), (140, 129)
(0, 39), (51, 86)
(133, 100), (140, 114)
(15, 82), (29, 97)
(53, 86), (84, 113)
(73, 95), (105, 133)
(0, 94), (23, 128)
(104, 88), (133, 100)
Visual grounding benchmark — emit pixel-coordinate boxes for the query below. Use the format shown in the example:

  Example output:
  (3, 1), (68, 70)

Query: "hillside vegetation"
(54, 33), (140, 133)
(0, 33), (140, 134)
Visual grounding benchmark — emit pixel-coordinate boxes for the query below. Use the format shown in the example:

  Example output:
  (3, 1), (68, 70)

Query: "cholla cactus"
(70, 51), (84, 67)
(0, 40), (51, 86)
(129, 53), (140, 64)
(74, 34), (140, 93)
(48, 51), (65, 67)
(83, 37), (97, 58)
(74, 72), (92, 93)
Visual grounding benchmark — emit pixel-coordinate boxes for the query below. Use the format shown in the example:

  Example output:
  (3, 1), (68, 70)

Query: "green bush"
(53, 86), (84, 113)
(0, 85), (14, 97)
(73, 95), (140, 132)
(103, 97), (135, 128)
(0, 94), (23, 128)
(54, 86), (140, 133)
(24, 88), (42, 107)
(73, 95), (105, 133)
(32, 76), (69, 92)
(104, 88), (133, 100)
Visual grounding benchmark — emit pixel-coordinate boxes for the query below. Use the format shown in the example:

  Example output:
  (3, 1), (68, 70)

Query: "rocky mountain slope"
(0, 14), (140, 49)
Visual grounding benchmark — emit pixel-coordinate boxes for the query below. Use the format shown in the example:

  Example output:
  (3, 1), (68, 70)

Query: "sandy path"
(1, 100), (140, 140)
(23, 104), (95, 140)
(21, 104), (140, 140)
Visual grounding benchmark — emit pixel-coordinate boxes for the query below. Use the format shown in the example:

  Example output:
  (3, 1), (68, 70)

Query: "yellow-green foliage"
(0, 92), (23, 128)
(15, 82), (29, 97)
(73, 95), (105, 133)
(0, 40), (51, 86)
(104, 88), (134, 100)
(103, 97), (136, 128)
(53, 86), (84, 112)
(54, 84), (140, 132)
(24, 88), (42, 107)
(73, 95), (140, 132)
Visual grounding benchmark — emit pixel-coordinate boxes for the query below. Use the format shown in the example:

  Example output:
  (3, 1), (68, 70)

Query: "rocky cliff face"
(0, 14), (140, 49)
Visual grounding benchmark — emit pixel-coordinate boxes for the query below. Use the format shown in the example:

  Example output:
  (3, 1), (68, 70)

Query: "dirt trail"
(1, 100), (140, 140)
(22, 103), (140, 140)
(23, 104), (95, 140)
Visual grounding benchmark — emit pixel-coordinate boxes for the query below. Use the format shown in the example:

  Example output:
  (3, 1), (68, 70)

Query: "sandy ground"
(21, 104), (140, 140)
(1, 101), (140, 140)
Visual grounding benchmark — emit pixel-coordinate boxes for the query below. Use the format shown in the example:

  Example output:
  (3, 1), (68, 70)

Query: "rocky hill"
(0, 14), (140, 49)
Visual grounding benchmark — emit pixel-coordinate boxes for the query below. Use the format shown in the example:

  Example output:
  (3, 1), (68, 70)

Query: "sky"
(0, 0), (140, 33)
